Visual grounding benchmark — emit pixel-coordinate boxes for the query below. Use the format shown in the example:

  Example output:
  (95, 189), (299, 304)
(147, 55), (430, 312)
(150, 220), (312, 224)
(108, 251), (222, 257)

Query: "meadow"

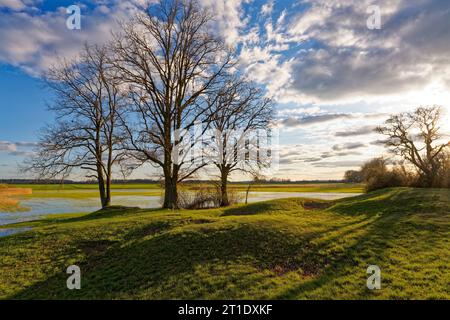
(8, 182), (364, 200)
(0, 187), (448, 299)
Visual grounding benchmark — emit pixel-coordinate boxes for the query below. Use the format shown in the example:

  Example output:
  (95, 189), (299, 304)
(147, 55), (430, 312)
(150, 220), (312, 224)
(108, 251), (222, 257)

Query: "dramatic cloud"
(0, 3), (138, 74)
(370, 139), (389, 146)
(8, 150), (35, 156)
(311, 160), (364, 168)
(233, 0), (450, 106)
(332, 142), (366, 151)
(0, 0), (249, 75)
(0, 141), (16, 152)
(281, 113), (354, 127)
(14, 141), (38, 147)
(200, 0), (247, 46)
(283, 0), (450, 103)
(0, 0), (28, 10)
(335, 125), (377, 137)
(0, 140), (36, 156)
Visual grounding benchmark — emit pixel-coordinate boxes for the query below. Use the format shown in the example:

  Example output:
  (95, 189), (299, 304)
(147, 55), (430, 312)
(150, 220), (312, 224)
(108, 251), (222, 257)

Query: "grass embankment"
(0, 187), (448, 299)
(0, 185), (32, 212)
(229, 182), (363, 193)
(12, 182), (363, 199)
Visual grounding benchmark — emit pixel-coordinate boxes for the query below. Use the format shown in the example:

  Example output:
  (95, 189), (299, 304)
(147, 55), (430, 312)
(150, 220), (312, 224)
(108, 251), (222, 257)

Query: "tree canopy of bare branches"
(27, 44), (126, 207)
(111, 0), (234, 208)
(376, 106), (450, 187)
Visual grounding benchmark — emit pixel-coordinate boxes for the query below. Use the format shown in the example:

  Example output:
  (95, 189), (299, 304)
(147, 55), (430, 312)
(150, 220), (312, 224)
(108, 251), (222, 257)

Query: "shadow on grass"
(276, 206), (448, 299)
(221, 198), (326, 216)
(9, 188), (449, 299)
(9, 216), (370, 299)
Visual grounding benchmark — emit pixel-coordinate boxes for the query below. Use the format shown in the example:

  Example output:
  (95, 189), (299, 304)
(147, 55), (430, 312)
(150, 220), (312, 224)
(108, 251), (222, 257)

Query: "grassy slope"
(0, 188), (448, 299)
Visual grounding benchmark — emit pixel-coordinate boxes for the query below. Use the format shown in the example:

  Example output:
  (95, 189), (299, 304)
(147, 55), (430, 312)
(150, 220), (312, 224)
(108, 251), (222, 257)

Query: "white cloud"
(0, 141), (17, 152)
(0, 0), (26, 10)
(0, 141), (36, 156)
(200, 0), (247, 46)
(0, 1), (144, 75)
(261, 0), (274, 16)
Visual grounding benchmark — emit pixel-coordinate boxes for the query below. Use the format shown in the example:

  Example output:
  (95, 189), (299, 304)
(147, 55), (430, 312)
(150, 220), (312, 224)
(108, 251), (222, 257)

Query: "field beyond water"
(0, 187), (448, 299)
(0, 185), (32, 212)
(9, 182), (364, 199)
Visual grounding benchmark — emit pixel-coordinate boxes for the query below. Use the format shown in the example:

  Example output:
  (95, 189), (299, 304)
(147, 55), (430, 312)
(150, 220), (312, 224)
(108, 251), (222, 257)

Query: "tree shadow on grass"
(274, 209), (447, 299)
(9, 188), (447, 299)
(221, 198), (315, 216)
(9, 216), (370, 299)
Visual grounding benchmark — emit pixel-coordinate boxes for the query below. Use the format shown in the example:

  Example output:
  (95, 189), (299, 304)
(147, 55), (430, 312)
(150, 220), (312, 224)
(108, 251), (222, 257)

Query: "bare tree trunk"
(163, 176), (178, 209)
(97, 167), (108, 208)
(105, 174), (112, 207)
(220, 167), (229, 207)
(245, 183), (251, 205)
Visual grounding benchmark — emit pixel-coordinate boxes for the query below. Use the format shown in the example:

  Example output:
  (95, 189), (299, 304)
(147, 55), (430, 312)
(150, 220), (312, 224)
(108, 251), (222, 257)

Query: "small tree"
(27, 45), (126, 208)
(205, 79), (273, 206)
(343, 170), (363, 183)
(377, 106), (449, 187)
(244, 171), (265, 205)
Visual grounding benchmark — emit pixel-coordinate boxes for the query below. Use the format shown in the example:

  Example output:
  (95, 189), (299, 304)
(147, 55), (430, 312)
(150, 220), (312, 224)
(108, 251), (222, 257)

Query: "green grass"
(0, 187), (448, 299)
(227, 183), (364, 193)
(10, 182), (363, 200)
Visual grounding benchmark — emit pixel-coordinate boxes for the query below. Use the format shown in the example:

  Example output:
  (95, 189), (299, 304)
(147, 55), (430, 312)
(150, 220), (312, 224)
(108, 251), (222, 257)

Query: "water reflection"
(0, 227), (32, 237)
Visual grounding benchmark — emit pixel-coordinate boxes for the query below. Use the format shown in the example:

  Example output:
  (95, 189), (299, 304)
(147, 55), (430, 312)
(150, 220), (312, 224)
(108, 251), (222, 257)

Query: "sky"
(0, 0), (449, 180)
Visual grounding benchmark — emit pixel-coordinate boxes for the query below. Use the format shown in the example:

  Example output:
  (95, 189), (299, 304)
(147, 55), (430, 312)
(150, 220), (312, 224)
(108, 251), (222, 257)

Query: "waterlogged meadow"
(0, 183), (363, 226)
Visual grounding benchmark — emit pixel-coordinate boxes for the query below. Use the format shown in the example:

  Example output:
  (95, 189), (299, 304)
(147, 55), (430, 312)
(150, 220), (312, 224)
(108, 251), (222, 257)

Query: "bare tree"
(376, 106), (449, 187)
(204, 79), (273, 206)
(27, 44), (126, 208)
(111, 0), (233, 208)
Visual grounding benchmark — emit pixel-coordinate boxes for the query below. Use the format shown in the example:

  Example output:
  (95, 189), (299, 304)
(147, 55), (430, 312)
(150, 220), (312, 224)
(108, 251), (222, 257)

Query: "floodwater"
(0, 191), (360, 232)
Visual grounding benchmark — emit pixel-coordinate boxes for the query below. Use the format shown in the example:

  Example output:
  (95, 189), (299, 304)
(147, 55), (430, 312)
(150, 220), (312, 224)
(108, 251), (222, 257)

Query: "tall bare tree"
(111, 0), (233, 208)
(205, 79), (273, 206)
(28, 45), (126, 208)
(376, 106), (449, 187)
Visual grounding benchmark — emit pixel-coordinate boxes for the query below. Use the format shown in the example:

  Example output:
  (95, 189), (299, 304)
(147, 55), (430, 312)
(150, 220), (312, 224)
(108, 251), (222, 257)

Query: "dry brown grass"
(0, 185), (32, 212)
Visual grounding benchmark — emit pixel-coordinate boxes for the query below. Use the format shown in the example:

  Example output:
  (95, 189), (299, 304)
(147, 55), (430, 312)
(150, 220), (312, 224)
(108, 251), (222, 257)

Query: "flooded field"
(0, 190), (361, 227)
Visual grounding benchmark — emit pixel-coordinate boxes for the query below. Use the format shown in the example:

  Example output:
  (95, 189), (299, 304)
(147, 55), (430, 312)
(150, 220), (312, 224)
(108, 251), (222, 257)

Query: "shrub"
(360, 158), (414, 192)
(177, 186), (221, 209)
(344, 170), (364, 183)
